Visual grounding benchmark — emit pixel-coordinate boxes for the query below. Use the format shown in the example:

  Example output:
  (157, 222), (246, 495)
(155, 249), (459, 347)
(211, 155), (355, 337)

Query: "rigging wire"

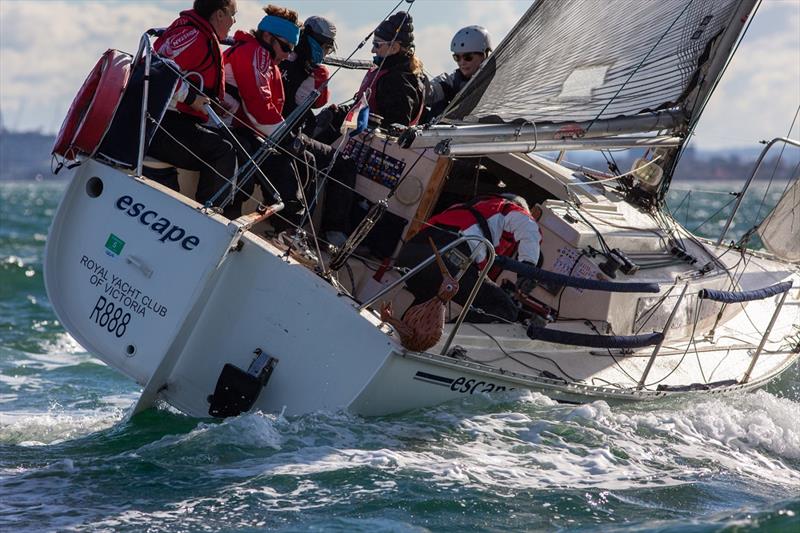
(748, 104), (800, 234)
(690, 193), (738, 234)
(466, 324), (581, 383)
(645, 297), (705, 388)
(584, 0), (695, 133)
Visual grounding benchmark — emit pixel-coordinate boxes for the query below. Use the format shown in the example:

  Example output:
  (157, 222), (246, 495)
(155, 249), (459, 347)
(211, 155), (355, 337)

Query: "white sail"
(757, 178), (800, 263)
(444, 0), (756, 127)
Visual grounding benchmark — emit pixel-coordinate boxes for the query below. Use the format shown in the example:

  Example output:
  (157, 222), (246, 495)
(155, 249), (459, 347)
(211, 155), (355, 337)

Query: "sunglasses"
(372, 40), (390, 48)
(453, 52), (482, 62)
(273, 36), (294, 53)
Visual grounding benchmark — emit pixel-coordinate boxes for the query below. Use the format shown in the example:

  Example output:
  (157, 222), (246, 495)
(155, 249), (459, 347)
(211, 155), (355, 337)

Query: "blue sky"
(0, 0), (798, 151)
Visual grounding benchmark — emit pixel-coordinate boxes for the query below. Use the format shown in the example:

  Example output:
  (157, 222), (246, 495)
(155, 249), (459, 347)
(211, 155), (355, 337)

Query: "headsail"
(757, 178), (800, 263)
(444, 0), (756, 129)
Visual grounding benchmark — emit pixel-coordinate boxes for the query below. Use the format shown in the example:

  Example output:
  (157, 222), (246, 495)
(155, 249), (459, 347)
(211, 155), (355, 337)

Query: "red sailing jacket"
(154, 9), (225, 120)
(428, 196), (542, 274)
(223, 31), (285, 136)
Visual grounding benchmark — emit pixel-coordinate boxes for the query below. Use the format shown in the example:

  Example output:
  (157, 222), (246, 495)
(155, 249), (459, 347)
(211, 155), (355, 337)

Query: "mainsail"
(757, 178), (800, 263)
(444, 0), (756, 129)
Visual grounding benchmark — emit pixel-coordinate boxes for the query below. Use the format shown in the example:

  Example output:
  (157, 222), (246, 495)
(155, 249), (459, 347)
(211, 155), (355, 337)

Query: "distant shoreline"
(2, 129), (797, 182)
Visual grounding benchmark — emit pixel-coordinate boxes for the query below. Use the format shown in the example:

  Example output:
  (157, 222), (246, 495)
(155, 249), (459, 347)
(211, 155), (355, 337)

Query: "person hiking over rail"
(221, 3), (300, 220)
(146, 0), (237, 207)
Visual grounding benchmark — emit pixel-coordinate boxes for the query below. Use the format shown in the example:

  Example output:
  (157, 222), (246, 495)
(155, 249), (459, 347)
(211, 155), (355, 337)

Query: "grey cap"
(304, 16), (337, 43)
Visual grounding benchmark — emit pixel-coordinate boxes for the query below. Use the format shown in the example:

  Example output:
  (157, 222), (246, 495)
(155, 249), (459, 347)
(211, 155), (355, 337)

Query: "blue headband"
(258, 15), (300, 46)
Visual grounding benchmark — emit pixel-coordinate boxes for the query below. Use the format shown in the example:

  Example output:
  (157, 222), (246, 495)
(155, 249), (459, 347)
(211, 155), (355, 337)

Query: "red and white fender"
(53, 49), (132, 160)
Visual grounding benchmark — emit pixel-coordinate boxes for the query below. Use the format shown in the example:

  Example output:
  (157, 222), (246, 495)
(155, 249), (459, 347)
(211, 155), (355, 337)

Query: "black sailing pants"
(146, 111), (236, 210)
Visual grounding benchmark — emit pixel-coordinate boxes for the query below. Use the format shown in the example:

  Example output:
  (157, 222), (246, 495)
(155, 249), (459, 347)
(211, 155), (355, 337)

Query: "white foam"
(0, 408), (125, 445)
(131, 411), (284, 457)
(0, 373), (43, 391)
(39, 332), (92, 357)
(200, 391), (799, 492)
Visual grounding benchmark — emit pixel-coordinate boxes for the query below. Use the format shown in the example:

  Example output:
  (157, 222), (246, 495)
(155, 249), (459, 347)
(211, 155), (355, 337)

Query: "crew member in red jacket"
(222, 3), (300, 220)
(146, 0), (237, 209)
(396, 194), (543, 323)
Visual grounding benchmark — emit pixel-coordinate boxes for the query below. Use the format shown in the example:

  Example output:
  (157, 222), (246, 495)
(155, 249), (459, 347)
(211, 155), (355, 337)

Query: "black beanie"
(374, 11), (414, 47)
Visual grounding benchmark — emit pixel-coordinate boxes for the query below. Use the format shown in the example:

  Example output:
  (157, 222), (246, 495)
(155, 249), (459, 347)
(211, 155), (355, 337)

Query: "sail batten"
(443, 0), (755, 128)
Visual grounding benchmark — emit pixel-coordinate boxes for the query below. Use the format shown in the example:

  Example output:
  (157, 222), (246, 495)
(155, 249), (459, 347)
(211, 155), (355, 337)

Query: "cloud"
(0, 0), (527, 131)
(1, 0), (797, 152)
(0, 1), (173, 130)
(691, 1), (800, 149)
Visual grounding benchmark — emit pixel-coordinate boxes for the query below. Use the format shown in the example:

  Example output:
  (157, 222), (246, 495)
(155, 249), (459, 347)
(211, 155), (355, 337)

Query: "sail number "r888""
(89, 296), (131, 338)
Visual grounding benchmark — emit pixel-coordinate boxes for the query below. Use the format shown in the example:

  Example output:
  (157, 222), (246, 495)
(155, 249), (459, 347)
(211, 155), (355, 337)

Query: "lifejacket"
(154, 9), (224, 120)
(428, 196), (542, 278)
(356, 68), (384, 115)
(355, 57), (425, 127)
(223, 31), (285, 136)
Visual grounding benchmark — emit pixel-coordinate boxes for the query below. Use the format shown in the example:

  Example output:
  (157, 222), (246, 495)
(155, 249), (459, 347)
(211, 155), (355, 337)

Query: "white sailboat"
(44, 0), (799, 418)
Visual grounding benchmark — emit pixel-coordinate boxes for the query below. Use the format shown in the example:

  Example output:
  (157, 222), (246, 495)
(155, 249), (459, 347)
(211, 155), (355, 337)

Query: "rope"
(564, 155), (664, 187)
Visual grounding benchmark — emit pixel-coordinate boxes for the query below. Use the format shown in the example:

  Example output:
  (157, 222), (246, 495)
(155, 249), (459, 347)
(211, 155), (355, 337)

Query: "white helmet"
(450, 25), (492, 54)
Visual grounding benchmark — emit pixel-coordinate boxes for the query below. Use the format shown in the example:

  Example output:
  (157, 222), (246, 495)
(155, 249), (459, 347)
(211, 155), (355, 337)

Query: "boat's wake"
(2, 387), (799, 531)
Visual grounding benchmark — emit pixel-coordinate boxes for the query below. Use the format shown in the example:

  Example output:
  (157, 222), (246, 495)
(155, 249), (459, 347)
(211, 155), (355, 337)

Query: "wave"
(1, 389), (798, 532)
(45, 389), (792, 493)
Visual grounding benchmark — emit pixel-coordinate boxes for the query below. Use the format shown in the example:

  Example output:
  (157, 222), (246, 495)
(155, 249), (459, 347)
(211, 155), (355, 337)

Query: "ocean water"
(1, 179), (798, 532)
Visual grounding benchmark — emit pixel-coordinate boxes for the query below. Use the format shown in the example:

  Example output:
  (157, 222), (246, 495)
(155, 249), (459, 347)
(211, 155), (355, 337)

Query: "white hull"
(44, 160), (800, 417)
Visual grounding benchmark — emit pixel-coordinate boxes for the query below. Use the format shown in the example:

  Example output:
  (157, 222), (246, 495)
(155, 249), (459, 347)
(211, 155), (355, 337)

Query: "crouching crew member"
(147, 0), (237, 207)
(396, 194), (542, 324)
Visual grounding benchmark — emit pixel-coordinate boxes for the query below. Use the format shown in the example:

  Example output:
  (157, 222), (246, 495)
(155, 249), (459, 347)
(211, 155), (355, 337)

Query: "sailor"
(277, 16), (356, 236)
(280, 15), (336, 133)
(146, 0), (237, 207)
(221, 4), (300, 220)
(358, 11), (426, 129)
(423, 25), (492, 122)
(318, 11), (426, 247)
(396, 194), (543, 324)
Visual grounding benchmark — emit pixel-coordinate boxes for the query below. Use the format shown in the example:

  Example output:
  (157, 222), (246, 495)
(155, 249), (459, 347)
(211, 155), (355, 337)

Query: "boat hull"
(44, 161), (800, 418)
(44, 161), (397, 417)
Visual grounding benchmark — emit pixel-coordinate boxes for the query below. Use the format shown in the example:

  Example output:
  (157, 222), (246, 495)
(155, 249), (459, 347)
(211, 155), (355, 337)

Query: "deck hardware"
(125, 255), (153, 278)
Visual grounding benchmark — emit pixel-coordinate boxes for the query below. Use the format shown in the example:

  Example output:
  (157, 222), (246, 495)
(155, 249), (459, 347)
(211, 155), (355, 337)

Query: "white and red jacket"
(294, 65), (330, 109)
(154, 9), (224, 121)
(222, 31), (285, 136)
(428, 196), (542, 270)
